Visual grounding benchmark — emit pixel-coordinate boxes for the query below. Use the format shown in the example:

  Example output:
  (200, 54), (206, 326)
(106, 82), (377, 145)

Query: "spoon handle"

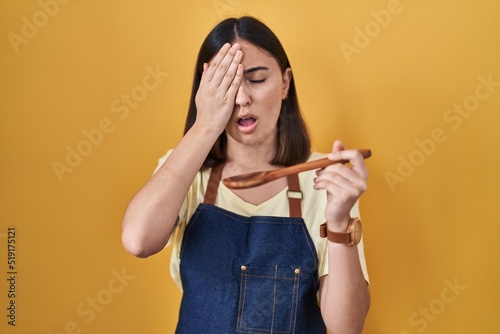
(269, 149), (372, 178)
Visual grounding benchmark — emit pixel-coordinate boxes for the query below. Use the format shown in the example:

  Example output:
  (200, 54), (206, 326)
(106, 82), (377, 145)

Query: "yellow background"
(1, 0), (499, 333)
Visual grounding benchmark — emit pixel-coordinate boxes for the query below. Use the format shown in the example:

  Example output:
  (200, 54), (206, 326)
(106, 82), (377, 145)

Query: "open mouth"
(237, 117), (257, 126)
(236, 116), (258, 133)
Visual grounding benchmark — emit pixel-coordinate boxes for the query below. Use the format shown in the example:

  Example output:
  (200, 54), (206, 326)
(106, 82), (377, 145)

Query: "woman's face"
(224, 39), (291, 147)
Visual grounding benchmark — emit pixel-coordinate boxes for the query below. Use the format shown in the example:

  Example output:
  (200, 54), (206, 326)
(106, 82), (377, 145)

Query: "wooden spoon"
(222, 149), (372, 189)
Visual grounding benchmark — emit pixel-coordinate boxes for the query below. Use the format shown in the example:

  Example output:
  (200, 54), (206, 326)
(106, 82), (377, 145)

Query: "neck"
(225, 137), (278, 173)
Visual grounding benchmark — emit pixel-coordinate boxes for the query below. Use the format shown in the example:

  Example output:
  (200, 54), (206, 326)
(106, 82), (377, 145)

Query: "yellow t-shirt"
(154, 150), (369, 291)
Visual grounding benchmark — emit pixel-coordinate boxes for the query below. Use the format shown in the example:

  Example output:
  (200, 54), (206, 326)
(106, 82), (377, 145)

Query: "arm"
(121, 43), (243, 258)
(318, 242), (370, 333)
(314, 140), (371, 333)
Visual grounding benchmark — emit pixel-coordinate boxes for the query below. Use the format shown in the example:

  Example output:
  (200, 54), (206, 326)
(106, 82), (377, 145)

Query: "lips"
(236, 115), (257, 133)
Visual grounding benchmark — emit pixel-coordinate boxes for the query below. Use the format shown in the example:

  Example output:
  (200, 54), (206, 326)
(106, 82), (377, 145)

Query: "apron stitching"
(270, 265), (278, 333)
(237, 268), (247, 331)
(292, 270), (301, 334)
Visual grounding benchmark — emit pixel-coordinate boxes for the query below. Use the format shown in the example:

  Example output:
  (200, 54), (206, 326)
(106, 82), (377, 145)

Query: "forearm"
(320, 242), (370, 334)
(121, 124), (219, 258)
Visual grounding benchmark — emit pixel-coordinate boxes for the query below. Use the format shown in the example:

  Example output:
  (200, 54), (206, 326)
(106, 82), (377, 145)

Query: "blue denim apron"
(175, 163), (326, 333)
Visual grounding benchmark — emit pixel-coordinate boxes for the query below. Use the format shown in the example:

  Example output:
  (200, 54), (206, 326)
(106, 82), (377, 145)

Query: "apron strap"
(287, 173), (303, 218)
(204, 163), (303, 218)
(204, 163), (225, 205)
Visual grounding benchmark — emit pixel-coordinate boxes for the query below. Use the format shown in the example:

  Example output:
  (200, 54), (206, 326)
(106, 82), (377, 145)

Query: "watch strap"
(320, 222), (352, 244)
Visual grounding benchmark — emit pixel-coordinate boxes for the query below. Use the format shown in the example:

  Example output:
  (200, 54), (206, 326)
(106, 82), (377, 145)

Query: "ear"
(281, 68), (292, 100)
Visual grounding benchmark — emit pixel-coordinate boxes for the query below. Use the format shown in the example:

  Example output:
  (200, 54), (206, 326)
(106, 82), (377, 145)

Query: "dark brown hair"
(184, 16), (310, 168)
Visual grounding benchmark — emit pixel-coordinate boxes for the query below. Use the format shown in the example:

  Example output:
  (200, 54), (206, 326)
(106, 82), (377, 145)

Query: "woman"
(122, 16), (370, 333)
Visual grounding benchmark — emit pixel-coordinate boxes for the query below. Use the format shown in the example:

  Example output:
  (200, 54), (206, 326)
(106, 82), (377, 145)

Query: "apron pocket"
(237, 265), (300, 333)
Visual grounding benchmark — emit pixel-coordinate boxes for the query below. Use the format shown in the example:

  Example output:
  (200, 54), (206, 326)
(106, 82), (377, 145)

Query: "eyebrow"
(243, 66), (270, 74)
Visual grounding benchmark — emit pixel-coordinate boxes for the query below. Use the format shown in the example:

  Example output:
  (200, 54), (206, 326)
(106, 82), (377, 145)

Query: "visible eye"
(249, 78), (266, 84)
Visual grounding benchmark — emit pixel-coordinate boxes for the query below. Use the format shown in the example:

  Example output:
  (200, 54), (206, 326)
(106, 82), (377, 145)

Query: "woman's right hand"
(194, 43), (244, 134)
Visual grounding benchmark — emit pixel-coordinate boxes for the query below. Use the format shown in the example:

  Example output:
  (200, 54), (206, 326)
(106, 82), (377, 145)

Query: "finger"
(314, 172), (367, 200)
(313, 177), (360, 205)
(327, 149), (368, 179)
(201, 43), (232, 83)
(209, 43), (242, 86)
(314, 172), (349, 191)
(332, 139), (345, 153)
(199, 63), (209, 84)
(316, 165), (367, 191)
(225, 63), (244, 99)
(328, 148), (359, 162)
(318, 158), (363, 178)
(218, 50), (243, 92)
(317, 163), (359, 182)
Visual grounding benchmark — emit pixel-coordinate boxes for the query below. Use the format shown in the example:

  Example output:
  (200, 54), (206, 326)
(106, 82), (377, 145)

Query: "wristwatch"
(320, 217), (362, 246)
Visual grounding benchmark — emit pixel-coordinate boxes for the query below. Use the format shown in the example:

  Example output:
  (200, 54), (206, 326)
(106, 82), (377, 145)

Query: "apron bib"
(176, 164), (326, 333)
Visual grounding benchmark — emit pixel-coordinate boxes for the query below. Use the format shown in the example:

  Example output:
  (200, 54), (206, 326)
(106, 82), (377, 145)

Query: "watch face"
(352, 219), (362, 244)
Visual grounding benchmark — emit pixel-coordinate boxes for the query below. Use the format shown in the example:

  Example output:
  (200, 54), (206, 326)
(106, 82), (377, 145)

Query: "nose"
(235, 83), (251, 107)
